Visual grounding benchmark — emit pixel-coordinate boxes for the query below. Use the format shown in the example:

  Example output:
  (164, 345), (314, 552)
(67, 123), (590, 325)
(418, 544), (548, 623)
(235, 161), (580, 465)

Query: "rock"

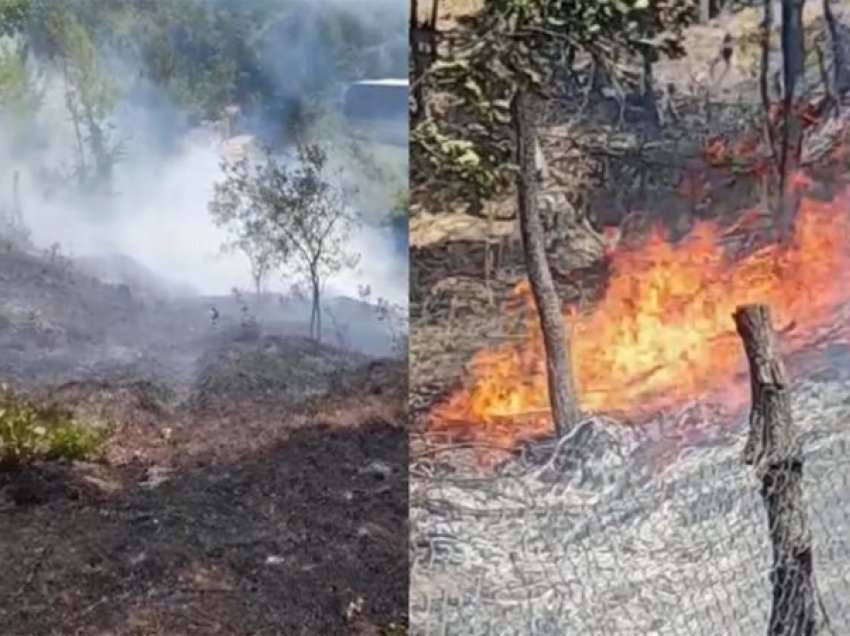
(139, 465), (172, 489)
(360, 459), (394, 480)
(79, 475), (122, 497)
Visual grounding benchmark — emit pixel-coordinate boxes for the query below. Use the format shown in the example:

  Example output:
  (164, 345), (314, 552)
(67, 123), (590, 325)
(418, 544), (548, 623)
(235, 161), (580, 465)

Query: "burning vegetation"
(412, 1), (850, 631)
(431, 176), (850, 446)
(0, 1), (409, 634)
(417, 0), (850, 451)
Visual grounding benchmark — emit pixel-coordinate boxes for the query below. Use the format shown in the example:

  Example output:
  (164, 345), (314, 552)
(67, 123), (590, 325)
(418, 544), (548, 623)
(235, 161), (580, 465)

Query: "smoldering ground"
(0, 0), (410, 390)
(0, 5), (409, 631)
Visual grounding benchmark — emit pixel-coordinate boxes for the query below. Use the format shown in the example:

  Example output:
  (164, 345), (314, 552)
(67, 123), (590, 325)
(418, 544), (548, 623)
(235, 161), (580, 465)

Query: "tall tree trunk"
(777, 0), (807, 242)
(824, 0), (850, 99)
(429, 0), (440, 30)
(12, 170), (21, 226)
(511, 90), (579, 438)
(62, 57), (86, 183)
(761, 0), (777, 160)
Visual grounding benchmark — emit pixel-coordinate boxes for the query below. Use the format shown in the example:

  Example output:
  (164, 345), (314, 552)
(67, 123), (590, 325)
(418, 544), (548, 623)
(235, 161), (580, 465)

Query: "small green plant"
(380, 620), (408, 635)
(0, 385), (103, 470)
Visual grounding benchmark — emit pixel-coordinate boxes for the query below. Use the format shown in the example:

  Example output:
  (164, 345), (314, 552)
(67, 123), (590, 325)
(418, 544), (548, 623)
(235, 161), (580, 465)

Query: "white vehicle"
(342, 79), (407, 147)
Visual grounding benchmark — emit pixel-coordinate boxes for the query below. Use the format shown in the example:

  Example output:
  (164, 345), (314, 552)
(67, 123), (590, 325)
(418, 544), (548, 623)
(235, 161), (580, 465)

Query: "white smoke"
(0, 41), (408, 307)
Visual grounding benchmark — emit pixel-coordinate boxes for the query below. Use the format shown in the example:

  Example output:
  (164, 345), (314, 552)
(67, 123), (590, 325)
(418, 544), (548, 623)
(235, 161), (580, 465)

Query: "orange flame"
(430, 184), (850, 448)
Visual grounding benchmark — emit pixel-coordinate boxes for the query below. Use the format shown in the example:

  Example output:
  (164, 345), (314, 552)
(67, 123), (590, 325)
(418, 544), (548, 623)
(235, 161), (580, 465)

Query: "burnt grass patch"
(0, 403), (408, 635)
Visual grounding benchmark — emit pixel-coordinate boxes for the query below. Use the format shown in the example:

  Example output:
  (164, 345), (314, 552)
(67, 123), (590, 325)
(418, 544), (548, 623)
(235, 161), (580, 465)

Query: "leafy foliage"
(413, 0), (697, 202)
(3, 0), (405, 122)
(0, 38), (43, 125)
(0, 0), (28, 37)
(44, 6), (123, 192)
(391, 189), (409, 218)
(0, 386), (104, 470)
(209, 144), (361, 342)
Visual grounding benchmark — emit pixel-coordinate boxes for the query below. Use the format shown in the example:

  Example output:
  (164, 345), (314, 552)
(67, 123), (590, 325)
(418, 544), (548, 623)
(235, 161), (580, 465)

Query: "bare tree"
(777, 0), (807, 242)
(209, 144), (360, 343)
(511, 90), (579, 437)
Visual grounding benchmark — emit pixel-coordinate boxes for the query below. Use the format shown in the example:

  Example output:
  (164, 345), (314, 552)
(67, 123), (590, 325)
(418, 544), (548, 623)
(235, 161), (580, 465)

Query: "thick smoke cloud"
(0, 0), (408, 306)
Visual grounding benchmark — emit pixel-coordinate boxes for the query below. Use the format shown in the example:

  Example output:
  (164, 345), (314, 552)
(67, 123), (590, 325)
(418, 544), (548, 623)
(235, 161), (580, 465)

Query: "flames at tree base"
(429, 184), (850, 450)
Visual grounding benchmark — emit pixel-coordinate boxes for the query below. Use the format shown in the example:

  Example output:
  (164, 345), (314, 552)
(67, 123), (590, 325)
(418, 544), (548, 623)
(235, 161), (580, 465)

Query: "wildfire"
(430, 184), (850, 447)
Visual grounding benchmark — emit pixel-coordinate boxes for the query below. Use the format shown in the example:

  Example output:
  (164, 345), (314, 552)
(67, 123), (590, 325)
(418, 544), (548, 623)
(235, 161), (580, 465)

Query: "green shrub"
(0, 385), (104, 469)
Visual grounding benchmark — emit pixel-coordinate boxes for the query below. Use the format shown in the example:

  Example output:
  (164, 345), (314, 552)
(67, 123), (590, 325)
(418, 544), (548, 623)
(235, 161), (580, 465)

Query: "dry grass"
(416, 0), (485, 26)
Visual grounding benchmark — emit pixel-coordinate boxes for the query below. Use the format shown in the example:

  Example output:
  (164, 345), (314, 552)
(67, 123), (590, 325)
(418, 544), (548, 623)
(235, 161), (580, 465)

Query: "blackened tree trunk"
(511, 90), (579, 437)
(761, 0), (778, 162)
(777, 0), (807, 242)
(734, 304), (818, 636)
(824, 0), (850, 99)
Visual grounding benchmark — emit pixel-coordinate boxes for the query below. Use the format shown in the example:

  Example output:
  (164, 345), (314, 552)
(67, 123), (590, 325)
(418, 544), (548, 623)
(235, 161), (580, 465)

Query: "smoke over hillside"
(0, 0), (408, 305)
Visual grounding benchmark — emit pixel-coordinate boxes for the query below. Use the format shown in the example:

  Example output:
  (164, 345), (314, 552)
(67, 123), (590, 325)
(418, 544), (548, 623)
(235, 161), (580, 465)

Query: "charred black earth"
(0, 245), (408, 635)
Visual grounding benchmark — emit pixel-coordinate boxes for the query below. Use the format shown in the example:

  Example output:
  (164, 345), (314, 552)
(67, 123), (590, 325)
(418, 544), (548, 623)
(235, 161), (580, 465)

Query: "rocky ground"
(0, 244), (408, 635)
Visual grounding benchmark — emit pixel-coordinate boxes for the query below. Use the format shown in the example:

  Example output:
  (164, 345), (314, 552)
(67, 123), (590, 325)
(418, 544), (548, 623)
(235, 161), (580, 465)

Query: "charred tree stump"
(734, 304), (817, 636)
(511, 90), (579, 437)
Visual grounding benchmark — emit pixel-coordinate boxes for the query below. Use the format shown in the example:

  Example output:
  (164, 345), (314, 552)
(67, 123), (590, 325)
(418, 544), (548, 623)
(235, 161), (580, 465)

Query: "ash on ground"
(410, 373), (850, 635)
(0, 243), (409, 635)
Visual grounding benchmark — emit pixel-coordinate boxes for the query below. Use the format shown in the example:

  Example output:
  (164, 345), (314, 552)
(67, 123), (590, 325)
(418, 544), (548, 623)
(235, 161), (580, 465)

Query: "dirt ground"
(0, 246), (408, 636)
(0, 386), (407, 636)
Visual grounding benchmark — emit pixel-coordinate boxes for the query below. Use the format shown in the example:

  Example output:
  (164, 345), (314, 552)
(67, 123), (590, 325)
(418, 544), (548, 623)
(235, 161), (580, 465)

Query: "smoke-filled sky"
(0, 0), (409, 306)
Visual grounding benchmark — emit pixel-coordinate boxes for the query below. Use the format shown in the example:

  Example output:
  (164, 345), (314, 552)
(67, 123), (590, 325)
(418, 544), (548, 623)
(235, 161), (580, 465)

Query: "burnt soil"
(0, 246), (408, 635)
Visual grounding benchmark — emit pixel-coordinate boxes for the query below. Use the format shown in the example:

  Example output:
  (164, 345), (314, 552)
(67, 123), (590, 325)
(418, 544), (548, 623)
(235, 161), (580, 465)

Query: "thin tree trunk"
(62, 57), (86, 182)
(734, 304), (818, 636)
(824, 0), (850, 99)
(777, 0), (807, 242)
(700, 0), (712, 24)
(511, 90), (579, 438)
(762, 0), (779, 167)
(311, 273), (322, 343)
(409, 0), (426, 126)
(429, 0), (439, 31)
(12, 170), (21, 226)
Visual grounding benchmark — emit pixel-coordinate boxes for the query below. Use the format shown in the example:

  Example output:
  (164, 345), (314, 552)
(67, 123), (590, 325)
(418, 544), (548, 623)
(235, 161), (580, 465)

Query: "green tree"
(411, 0), (695, 437)
(413, 0), (695, 205)
(0, 38), (42, 123)
(210, 144), (361, 343)
(0, 0), (28, 37)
